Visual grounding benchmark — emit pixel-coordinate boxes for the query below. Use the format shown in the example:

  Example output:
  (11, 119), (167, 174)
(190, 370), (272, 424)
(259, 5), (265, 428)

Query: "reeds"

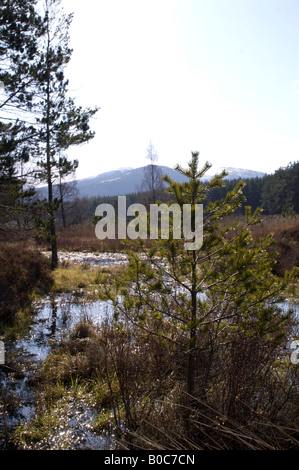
(119, 394), (299, 450)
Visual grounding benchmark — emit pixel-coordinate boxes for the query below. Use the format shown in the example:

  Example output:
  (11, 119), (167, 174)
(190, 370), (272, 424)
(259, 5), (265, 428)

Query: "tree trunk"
(59, 180), (67, 228)
(187, 250), (197, 397)
(46, 29), (58, 270)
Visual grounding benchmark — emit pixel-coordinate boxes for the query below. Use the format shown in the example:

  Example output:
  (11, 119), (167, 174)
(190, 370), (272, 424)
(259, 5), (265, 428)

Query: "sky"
(60, 0), (299, 180)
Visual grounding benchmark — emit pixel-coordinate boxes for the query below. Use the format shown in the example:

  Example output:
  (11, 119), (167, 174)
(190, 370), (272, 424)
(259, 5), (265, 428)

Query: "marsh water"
(0, 251), (297, 450)
(0, 252), (124, 450)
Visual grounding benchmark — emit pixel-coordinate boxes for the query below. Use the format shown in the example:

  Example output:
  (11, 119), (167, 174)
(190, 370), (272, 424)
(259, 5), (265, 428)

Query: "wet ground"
(43, 250), (128, 266)
(1, 251), (297, 449)
(0, 252), (123, 450)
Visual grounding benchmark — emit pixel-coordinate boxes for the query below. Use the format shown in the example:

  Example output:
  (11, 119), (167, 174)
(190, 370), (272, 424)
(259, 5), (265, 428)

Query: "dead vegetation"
(30, 316), (299, 450)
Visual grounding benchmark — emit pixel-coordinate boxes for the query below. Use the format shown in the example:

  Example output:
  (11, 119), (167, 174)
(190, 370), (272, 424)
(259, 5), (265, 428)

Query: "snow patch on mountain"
(204, 167), (266, 181)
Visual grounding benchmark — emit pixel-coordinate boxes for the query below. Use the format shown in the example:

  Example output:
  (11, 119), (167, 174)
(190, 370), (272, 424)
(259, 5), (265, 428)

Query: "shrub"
(0, 245), (53, 326)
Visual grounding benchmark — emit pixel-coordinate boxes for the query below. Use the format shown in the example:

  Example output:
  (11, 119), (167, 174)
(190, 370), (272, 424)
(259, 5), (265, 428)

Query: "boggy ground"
(1, 214), (299, 450)
(36, 214), (299, 275)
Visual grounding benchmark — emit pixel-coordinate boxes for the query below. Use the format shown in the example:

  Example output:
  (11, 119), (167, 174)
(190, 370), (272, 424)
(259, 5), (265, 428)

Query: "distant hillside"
(72, 165), (266, 198)
(74, 166), (188, 198)
(205, 161), (299, 215)
(50, 162), (299, 225)
(204, 167), (266, 181)
(36, 164), (266, 200)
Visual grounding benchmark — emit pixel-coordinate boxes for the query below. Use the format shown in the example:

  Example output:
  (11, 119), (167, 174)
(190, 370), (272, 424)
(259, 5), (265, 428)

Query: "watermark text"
(95, 196), (203, 250)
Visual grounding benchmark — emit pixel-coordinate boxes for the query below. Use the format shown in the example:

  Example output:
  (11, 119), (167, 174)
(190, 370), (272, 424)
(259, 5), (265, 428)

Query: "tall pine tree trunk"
(33, 0), (97, 266)
(46, 31), (58, 270)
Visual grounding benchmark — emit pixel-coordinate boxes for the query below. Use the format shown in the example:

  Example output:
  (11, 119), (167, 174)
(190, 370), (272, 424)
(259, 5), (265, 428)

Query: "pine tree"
(0, 0), (42, 237)
(33, 0), (98, 268)
(101, 152), (296, 401)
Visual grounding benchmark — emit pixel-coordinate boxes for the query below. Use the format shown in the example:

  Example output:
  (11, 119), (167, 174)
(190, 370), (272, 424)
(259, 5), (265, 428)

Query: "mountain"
(204, 167), (266, 181)
(74, 166), (188, 198)
(74, 165), (266, 198)
(38, 165), (266, 199)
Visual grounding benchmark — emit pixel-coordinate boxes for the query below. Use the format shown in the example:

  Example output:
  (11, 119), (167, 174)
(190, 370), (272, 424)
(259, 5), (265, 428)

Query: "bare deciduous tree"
(141, 141), (165, 205)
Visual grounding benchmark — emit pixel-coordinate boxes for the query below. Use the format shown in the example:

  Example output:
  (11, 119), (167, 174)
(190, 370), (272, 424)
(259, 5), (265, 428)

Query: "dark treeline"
(60, 192), (145, 226)
(205, 161), (299, 215)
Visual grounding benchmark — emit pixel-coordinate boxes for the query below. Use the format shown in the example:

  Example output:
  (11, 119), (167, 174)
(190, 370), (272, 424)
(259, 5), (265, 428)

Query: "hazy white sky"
(61, 0), (299, 179)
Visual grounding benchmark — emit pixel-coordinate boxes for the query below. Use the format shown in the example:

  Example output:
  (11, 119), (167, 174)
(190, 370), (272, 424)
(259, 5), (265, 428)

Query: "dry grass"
(9, 214), (299, 276)
(218, 214), (299, 275)
(0, 244), (53, 328)
(16, 224), (128, 253)
(56, 224), (126, 252)
(119, 394), (299, 451)
(52, 261), (125, 299)
(251, 215), (299, 275)
(57, 216), (299, 274)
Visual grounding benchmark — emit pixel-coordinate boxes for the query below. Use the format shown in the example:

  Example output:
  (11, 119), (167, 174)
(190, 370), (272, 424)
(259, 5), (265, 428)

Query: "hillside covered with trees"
(205, 161), (299, 216)
(63, 160), (299, 225)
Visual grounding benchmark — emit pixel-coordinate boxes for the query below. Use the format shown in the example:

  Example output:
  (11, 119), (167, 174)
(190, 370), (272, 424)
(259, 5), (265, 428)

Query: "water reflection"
(13, 294), (114, 363)
(50, 294), (57, 336)
(1, 270), (297, 450)
(1, 294), (114, 450)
